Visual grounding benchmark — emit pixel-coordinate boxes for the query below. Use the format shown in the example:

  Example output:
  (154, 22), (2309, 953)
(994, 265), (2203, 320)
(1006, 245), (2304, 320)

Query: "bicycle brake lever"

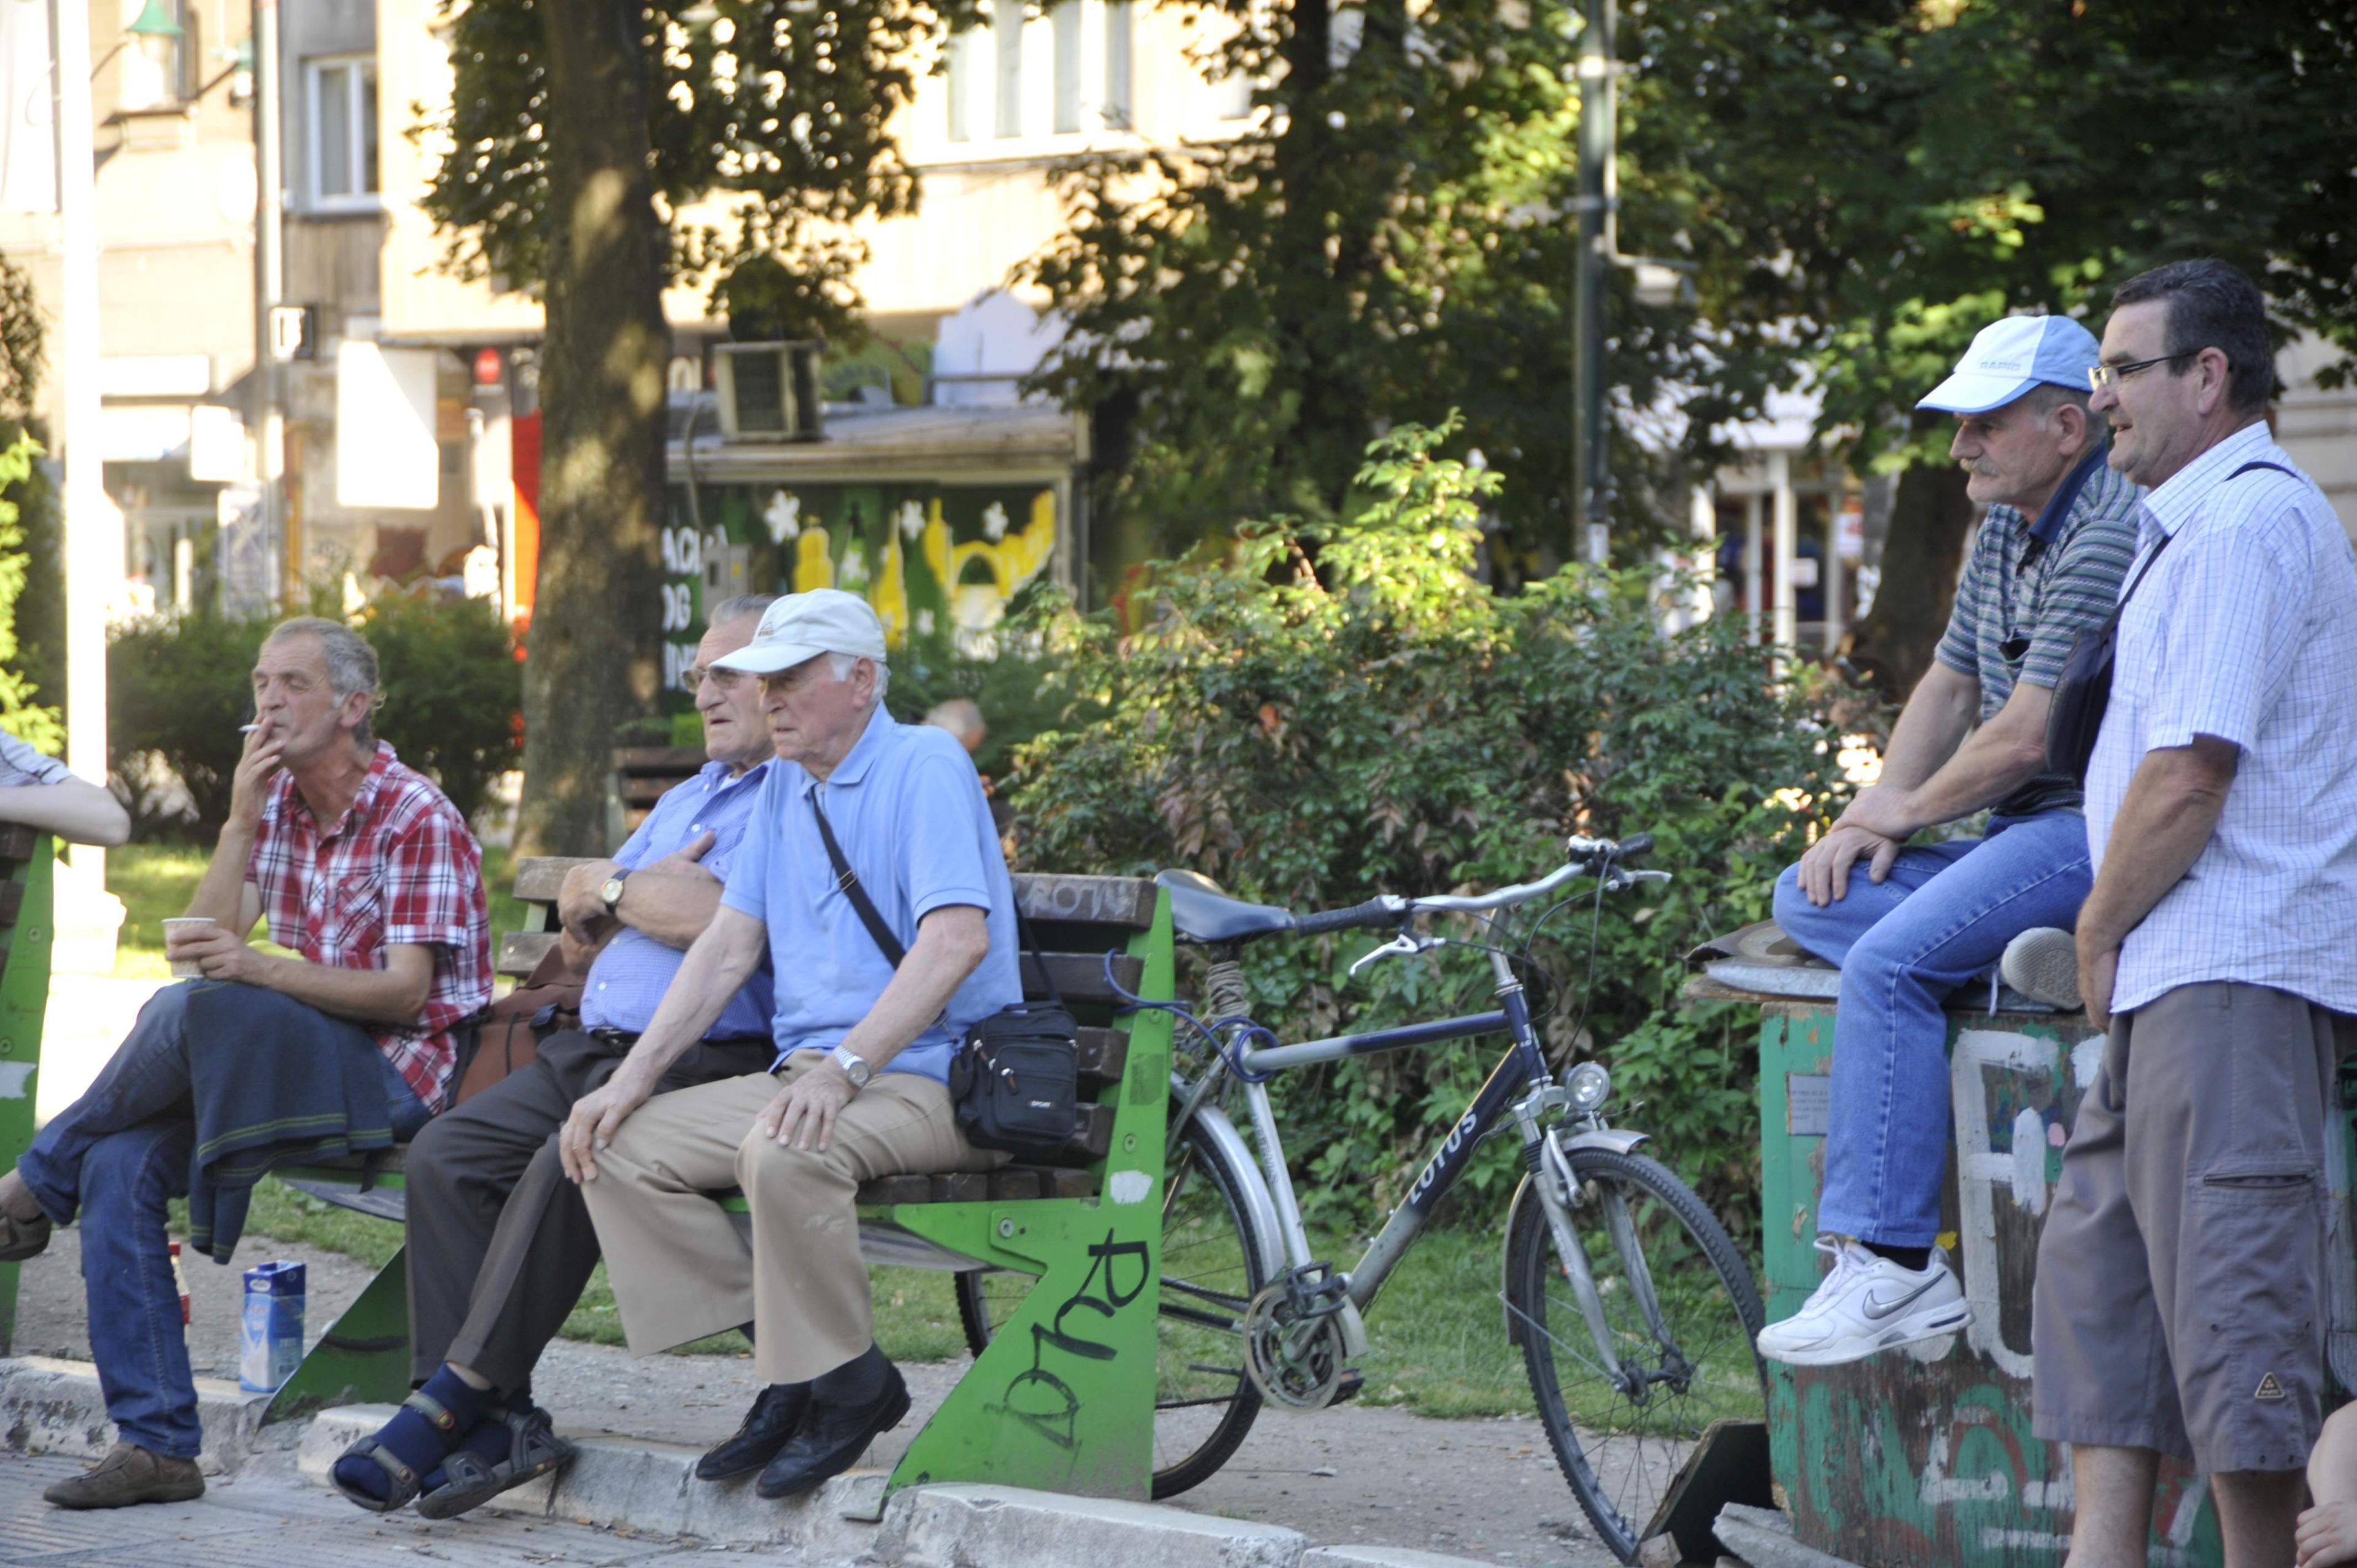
(1349, 930), (1431, 978)
(1603, 868), (1674, 892)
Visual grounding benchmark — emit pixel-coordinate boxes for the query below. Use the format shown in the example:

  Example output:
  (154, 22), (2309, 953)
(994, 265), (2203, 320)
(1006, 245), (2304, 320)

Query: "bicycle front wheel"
(954, 1105), (1275, 1497)
(1506, 1147), (1767, 1565)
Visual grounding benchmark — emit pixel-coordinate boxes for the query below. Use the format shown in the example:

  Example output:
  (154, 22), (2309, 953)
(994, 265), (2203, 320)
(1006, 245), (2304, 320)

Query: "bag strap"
(811, 792), (906, 968)
(811, 790), (1062, 1007)
(2107, 461), (2297, 628)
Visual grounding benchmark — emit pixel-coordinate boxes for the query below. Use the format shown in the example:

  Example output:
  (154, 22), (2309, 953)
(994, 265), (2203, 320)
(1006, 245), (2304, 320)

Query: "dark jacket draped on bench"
(185, 983), (396, 1261)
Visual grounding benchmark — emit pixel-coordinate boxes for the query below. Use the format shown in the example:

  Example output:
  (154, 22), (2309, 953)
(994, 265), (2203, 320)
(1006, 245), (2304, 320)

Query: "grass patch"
(238, 1177), (971, 1364)
(107, 843), (531, 983)
(1347, 1224), (1532, 1418)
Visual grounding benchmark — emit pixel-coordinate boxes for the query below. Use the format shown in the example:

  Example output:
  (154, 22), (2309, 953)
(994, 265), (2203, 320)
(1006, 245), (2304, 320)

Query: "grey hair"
(266, 616), (383, 741)
(825, 651), (890, 700)
(2021, 381), (2107, 438)
(707, 593), (778, 631)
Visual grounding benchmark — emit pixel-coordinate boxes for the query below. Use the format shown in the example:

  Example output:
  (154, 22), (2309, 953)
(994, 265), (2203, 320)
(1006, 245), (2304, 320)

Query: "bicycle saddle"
(1155, 869), (1298, 944)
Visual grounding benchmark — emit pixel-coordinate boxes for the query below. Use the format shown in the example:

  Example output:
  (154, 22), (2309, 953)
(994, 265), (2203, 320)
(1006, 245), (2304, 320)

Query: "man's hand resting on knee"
(559, 1067), (657, 1183)
(1797, 823), (1903, 906)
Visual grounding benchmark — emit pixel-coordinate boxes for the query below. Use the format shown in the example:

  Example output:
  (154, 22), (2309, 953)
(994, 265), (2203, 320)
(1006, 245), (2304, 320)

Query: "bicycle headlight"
(1565, 1062), (1612, 1114)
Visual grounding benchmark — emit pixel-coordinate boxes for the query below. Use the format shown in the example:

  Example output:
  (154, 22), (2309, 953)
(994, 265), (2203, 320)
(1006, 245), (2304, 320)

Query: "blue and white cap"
(1916, 315), (2102, 415)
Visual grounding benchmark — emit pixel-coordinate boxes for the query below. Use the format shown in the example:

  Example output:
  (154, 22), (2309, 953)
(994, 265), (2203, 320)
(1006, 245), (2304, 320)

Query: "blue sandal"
(414, 1403), (575, 1521)
(328, 1388), (465, 1513)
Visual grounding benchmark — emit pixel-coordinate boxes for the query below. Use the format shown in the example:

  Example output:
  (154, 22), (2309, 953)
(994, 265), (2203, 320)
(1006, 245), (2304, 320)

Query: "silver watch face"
(835, 1048), (872, 1085)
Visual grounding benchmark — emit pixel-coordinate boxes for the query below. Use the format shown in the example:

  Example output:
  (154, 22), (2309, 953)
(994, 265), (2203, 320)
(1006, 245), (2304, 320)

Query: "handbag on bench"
(811, 795), (1082, 1159)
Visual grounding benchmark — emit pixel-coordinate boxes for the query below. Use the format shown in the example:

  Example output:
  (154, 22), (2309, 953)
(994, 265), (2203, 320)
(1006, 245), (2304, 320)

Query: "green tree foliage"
(1026, 1), (1781, 566)
(424, 0), (981, 337)
(0, 436), (61, 754)
(1007, 422), (1848, 1234)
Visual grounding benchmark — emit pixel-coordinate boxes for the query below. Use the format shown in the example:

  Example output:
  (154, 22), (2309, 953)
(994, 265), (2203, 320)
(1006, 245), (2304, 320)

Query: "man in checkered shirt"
(2032, 260), (2357, 1568)
(0, 617), (489, 1510)
(1757, 313), (2141, 1370)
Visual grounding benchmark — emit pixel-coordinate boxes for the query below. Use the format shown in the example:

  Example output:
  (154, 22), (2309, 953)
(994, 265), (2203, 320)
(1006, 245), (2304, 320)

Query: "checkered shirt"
(1934, 446), (2143, 816)
(247, 742), (491, 1112)
(2086, 422), (2357, 1014)
(0, 732), (72, 787)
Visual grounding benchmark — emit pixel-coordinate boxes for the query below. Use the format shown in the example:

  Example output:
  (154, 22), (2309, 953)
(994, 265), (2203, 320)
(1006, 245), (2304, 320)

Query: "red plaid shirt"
(247, 743), (490, 1113)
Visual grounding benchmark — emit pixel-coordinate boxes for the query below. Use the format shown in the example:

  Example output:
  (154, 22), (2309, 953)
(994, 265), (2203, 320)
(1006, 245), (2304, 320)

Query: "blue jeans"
(15, 983), (428, 1457)
(1771, 811), (2092, 1248)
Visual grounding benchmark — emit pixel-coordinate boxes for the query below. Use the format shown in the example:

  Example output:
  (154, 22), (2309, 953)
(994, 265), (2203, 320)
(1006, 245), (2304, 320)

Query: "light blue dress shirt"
(581, 757), (776, 1038)
(721, 705), (1021, 1083)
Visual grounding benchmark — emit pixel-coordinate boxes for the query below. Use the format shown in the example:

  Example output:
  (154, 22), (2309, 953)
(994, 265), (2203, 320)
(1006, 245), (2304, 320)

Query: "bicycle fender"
(1169, 1079), (1287, 1275)
(1500, 1129), (1653, 1344)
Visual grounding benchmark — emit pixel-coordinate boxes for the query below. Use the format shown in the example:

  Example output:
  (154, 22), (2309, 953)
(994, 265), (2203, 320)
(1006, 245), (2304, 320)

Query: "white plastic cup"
(161, 917), (220, 978)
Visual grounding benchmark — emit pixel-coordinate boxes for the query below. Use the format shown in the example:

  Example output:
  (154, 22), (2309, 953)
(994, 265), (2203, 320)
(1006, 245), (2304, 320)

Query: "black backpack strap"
(2229, 460), (2298, 480)
(1013, 900), (1062, 1007)
(811, 792), (907, 968)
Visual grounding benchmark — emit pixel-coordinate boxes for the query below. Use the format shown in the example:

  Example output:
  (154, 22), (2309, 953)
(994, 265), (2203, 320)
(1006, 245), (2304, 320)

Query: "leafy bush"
(0, 435), (60, 752)
(109, 592), (521, 836)
(1005, 422), (1849, 1239)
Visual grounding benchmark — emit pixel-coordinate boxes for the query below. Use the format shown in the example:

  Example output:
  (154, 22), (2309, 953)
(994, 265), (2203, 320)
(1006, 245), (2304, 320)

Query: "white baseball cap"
(711, 589), (889, 676)
(1916, 315), (2103, 415)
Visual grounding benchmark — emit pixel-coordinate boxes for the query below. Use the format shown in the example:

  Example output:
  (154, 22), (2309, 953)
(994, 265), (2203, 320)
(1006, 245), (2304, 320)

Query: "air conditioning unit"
(713, 341), (825, 442)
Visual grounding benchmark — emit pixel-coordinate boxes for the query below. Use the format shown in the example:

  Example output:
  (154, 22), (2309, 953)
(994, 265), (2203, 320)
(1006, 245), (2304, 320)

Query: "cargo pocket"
(2179, 1164), (2326, 1469)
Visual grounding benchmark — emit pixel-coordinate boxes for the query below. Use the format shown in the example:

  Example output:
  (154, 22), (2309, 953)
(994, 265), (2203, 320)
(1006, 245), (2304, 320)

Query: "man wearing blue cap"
(1755, 314), (2142, 1366)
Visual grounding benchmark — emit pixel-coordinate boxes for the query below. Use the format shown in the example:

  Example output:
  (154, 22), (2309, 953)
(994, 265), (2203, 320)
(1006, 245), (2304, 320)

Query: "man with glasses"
(332, 595), (781, 1518)
(2031, 258), (2357, 1568)
(1756, 314), (2140, 1367)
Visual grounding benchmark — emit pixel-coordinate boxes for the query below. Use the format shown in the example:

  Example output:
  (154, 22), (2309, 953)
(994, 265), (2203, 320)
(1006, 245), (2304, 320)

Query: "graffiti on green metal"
(993, 1231), (1152, 1451)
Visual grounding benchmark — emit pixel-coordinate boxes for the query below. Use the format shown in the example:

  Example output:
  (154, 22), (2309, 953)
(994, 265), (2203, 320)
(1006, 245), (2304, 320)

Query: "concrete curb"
(2, 1359), (1506, 1568)
(298, 1404), (885, 1554)
(0, 1355), (275, 1476)
(878, 1483), (1307, 1568)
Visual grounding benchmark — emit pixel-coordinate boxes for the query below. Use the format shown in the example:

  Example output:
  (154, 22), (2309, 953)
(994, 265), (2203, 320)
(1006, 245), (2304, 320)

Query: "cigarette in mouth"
(240, 724), (262, 733)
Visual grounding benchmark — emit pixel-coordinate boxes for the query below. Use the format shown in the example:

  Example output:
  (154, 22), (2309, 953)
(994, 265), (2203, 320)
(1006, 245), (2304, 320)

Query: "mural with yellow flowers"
(656, 482), (1062, 695)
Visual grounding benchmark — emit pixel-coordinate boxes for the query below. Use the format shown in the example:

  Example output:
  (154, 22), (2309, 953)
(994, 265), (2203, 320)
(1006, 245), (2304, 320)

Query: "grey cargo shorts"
(2030, 981), (2343, 1473)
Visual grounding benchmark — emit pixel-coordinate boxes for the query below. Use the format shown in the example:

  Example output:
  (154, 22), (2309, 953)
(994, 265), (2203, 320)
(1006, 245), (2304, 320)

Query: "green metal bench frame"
(0, 828), (53, 1356)
(266, 876), (1176, 1502)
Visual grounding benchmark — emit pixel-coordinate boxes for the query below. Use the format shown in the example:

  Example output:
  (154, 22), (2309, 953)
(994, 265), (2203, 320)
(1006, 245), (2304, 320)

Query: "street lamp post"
(1571, 0), (1614, 570)
(252, 0), (284, 596)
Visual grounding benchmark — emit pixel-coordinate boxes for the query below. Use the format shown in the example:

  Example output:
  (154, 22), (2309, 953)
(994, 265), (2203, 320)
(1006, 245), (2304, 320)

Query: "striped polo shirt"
(1932, 444), (2142, 817)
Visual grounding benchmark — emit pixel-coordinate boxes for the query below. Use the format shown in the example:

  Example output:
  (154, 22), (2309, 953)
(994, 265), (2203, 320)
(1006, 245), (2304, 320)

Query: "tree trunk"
(516, 0), (670, 857)
(1846, 454), (1976, 703)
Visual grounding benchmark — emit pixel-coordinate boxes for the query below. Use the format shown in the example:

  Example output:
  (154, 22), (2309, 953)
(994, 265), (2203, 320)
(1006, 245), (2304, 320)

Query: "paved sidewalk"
(0, 1448), (743, 1567)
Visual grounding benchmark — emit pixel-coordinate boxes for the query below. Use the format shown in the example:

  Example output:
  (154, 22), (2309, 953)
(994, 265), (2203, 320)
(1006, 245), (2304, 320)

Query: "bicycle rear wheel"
(1506, 1147), (1766, 1565)
(954, 1105), (1274, 1497)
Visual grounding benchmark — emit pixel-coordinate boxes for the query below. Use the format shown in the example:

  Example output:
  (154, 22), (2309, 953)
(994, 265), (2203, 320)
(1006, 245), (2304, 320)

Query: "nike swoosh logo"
(1862, 1278), (1944, 1321)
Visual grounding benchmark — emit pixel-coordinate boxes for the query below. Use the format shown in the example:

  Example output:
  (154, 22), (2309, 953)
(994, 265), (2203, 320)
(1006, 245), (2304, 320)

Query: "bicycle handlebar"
(1287, 832), (1666, 929)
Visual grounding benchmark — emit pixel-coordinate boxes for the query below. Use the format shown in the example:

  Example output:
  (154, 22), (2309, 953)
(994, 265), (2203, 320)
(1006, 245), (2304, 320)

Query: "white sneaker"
(2001, 926), (2081, 1011)
(1754, 1237), (1973, 1366)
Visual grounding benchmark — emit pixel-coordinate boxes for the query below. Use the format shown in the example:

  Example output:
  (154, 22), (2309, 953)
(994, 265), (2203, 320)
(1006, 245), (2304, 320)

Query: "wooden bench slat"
(498, 930), (560, 978)
(986, 1168), (1040, 1200)
(1010, 874), (1158, 931)
(0, 824), (36, 863)
(0, 881), (21, 929)
(1075, 1027), (1127, 1086)
(509, 857), (606, 903)
(614, 746), (708, 774)
(1027, 952), (1144, 1007)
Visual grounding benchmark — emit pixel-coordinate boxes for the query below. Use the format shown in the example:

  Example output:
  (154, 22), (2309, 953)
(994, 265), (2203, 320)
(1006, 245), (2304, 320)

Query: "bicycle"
(956, 832), (1767, 1562)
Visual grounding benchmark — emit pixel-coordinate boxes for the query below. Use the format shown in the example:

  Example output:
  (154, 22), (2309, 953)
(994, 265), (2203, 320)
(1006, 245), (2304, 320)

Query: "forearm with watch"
(818, 905), (993, 1090)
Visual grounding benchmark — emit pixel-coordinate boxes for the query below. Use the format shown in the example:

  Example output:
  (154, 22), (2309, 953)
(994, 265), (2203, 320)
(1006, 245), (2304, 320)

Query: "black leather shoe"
(696, 1384), (811, 1482)
(754, 1363), (910, 1499)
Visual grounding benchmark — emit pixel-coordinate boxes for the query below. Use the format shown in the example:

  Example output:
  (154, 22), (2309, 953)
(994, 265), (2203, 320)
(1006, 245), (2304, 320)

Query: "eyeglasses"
(683, 665), (749, 690)
(2088, 350), (2204, 393)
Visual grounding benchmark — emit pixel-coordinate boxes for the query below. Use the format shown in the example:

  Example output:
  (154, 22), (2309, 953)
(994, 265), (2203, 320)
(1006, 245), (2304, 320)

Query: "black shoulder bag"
(2044, 460), (2297, 785)
(811, 794), (1081, 1159)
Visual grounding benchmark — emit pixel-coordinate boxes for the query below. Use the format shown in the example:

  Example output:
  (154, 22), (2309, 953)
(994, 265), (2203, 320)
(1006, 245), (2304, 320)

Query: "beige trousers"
(579, 1056), (996, 1385)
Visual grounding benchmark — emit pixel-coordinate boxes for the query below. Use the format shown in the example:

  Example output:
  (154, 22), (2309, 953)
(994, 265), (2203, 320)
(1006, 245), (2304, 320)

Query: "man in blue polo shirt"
(562, 589), (1019, 1503)
(331, 596), (781, 1518)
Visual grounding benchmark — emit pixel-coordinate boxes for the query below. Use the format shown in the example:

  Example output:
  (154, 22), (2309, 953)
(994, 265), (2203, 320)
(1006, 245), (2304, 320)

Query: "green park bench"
(268, 857), (1178, 1502)
(0, 827), (53, 1357)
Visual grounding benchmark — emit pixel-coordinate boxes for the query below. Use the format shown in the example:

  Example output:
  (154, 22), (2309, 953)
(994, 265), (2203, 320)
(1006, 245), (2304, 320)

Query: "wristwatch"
(599, 870), (629, 916)
(829, 1043), (874, 1091)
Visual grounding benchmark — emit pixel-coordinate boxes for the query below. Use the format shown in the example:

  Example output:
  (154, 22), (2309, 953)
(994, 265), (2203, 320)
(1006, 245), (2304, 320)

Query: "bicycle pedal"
(1330, 1369), (1365, 1406)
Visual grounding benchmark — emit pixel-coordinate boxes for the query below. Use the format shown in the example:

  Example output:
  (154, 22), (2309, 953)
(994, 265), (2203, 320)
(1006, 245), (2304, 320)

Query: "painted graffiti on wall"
(658, 481), (1061, 693)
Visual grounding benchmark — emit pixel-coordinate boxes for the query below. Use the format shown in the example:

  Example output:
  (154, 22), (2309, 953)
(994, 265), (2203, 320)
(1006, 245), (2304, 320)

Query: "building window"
(993, 4), (1023, 139)
(1103, 1), (1133, 129)
(306, 55), (379, 208)
(946, 22), (986, 142)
